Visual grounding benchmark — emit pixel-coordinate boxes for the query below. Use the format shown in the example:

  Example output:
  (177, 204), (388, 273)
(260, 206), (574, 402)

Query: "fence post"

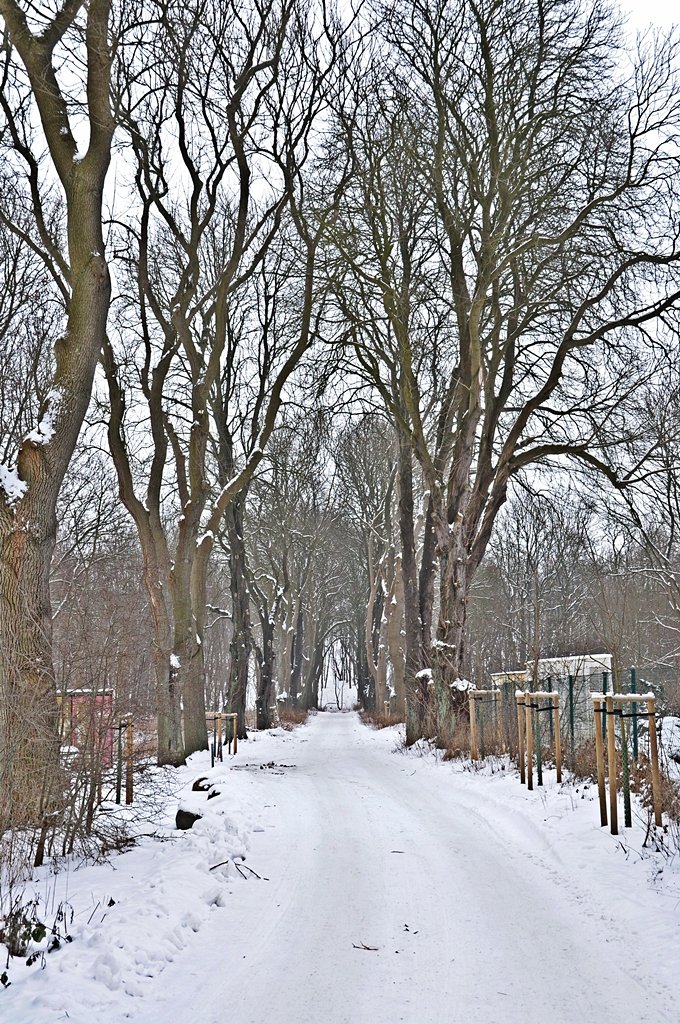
(647, 697), (662, 827)
(547, 676), (554, 743)
(601, 672), (608, 741)
(630, 667), (638, 762)
(568, 674), (575, 763)
(553, 693), (562, 784)
(525, 694), (534, 791)
(233, 713), (238, 756)
(115, 721), (123, 805)
(605, 694), (617, 835)
(479, 696), (486, 759)
(469, 694), (478, 761)
(125, 717), (134, 806)
(592, 697), (607, 827)
(534, 697), (543, 787)
(620, 709), (632, 828)
(516, 693), (525, 784)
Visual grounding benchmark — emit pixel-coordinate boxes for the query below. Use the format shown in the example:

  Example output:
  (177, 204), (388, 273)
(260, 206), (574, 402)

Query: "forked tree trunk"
(103, 340), (185, 766)
(0, 0), (115, 825)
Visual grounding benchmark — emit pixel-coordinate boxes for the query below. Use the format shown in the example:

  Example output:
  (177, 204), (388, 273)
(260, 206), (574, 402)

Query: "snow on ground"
(2, 712), (679, 1024)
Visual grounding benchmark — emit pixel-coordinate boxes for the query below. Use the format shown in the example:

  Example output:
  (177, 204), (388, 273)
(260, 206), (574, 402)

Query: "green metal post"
(547, 675), (554, 742)
(535, 701), (543, 786)
(480, 700), (485, 759)
(620, 710), (632, 828)
(601, 672), (608, 741)
(630, 667), (638, 762)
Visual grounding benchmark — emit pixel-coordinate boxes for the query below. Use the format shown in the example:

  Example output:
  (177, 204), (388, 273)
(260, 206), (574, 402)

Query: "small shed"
(57, 688), (115, 767)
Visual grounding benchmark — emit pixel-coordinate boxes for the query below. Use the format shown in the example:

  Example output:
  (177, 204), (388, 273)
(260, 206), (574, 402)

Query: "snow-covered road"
(4, 712), (678, 1023)
(141, 713), (677, 1024)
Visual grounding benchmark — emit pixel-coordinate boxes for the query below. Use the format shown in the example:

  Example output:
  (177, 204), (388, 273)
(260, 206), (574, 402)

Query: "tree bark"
(226, 495), (252, 740)
(290, 598), (304, 707)
(396, 436), (428, 743)
(254, 615), (275, 730)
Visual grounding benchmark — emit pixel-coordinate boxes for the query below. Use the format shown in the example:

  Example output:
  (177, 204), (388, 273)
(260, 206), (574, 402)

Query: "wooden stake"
(116, 722), (123, 805)
(125, 718), (133, 806)
(606, 695), (617, 835)
(469, 694), (478, 761)
(553, 694), (562, 784)
(647, 698), (662, 827)
(592, 697), (607, 827)
(495, 692), (503, 754)
(525, 695), (533, 791)
(516, 695), (525, 785)
(224, 713), (238, 755)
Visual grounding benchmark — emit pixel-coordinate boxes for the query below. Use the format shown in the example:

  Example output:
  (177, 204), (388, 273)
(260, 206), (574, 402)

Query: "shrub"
(277, 706), (309, 730)
(359, 707), (404, 730)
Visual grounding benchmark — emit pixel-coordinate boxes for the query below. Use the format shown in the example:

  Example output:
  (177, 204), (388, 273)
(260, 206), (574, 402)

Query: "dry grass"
(359, 707), (404, 730)
(277, 706), (309, 731)
(441, 719), (471, 760)
(567, 738), (599, 782)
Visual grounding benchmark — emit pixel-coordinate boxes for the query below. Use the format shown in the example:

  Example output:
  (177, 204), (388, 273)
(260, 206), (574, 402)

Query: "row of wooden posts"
(514, 691), (563, 788)
(591, 692), (662, 835)
(115, 717), (134, 805)
(112, 712), (239, 806)
(467, 688), (663, 836)
(207, 711), (239, 767)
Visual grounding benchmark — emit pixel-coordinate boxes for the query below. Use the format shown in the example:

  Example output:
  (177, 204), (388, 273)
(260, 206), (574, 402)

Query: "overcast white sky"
(622, 0), (676, 29)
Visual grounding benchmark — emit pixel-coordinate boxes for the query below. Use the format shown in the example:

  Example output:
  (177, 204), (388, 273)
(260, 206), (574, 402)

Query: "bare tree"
(331, 0), (680, 739)
(0, 0), (115, 823)
(103, 0), (352, 758)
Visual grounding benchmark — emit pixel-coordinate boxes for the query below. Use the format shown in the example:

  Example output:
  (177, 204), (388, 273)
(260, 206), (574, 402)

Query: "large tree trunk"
(0, 517), (61, 831)
(355, 613), (370, 709)
(103, 341), (185, 766)
(144, 558), (185, 766)
(0, 0), (115, 825)
(255, 616), (276, 729)
(300, 614), (323, 710)
(172, 510), (208, 757)
(290, 598), (304, 707)
(418, 497), (437, 655)
(396, 436), (428, 744)
(387, 554), (406, 711)
(432, 524), (471, 741)
(226, 496), (252, 739)
(366, 561), (387, 709)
